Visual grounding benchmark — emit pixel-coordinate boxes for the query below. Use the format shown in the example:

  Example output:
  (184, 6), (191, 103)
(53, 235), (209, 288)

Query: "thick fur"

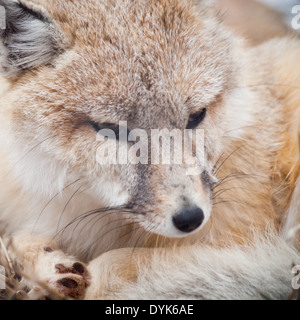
(0, 0), (67, 77)
(0, 0), (299, 299)
(86, 234), (300, 300)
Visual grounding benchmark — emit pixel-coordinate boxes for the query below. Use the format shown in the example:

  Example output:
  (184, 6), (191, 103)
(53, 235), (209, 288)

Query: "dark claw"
(58, 278), (78, 289)
(72, 263), (85, 275)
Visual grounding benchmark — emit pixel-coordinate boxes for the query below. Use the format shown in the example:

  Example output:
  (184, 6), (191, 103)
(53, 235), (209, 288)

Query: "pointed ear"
(0, 0), (66, 78)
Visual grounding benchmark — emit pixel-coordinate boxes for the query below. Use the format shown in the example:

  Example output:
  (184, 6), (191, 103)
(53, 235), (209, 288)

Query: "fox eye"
(91, 122), (130, 141)
(186, 108), (207, 129)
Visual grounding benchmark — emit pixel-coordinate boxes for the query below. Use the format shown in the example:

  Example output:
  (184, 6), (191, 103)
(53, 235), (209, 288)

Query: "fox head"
(0, 0), (255, 238)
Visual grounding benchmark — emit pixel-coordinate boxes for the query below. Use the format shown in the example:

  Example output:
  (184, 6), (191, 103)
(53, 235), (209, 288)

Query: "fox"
(0, 0), (299, 300)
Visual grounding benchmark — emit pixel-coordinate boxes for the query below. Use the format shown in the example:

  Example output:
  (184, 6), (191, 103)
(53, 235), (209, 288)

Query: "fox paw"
(8, 235), (90, 300)
(45, 260), (89, 300)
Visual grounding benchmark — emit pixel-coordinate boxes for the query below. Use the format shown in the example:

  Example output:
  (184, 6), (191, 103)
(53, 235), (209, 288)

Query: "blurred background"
(216, 0), (300, 46)
(258, 0), (299, 18)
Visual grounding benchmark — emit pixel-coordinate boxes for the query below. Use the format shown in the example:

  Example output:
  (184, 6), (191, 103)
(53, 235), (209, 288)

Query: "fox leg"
(85, 238), (300, 300)
(7, 234), (89, 300)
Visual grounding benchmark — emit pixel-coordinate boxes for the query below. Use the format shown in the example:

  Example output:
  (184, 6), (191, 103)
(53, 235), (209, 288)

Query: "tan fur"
(0, 0), (299, 299)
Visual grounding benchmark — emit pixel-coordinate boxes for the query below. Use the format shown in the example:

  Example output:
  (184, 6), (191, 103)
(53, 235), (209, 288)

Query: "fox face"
(0, 0), (254, 239)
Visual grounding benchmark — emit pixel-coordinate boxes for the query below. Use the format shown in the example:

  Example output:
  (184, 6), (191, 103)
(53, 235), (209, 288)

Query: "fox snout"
(173, 206), (205, 233)
(93, 120), (214, 238)
(126, 163), (213, 238)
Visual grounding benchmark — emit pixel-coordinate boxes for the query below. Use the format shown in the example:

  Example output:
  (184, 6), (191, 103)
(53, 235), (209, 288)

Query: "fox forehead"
(17, 0), (233, 126)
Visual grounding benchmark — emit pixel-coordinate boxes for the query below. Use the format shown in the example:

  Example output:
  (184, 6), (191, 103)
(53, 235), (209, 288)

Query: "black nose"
(172, 206), (204, 233)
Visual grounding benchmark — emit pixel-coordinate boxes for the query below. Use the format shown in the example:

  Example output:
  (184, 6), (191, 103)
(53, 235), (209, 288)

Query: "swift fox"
(0, 0), (299, 299)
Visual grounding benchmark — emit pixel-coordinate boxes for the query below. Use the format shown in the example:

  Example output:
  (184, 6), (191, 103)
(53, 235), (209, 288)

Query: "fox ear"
(0, 0), (66, 78)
